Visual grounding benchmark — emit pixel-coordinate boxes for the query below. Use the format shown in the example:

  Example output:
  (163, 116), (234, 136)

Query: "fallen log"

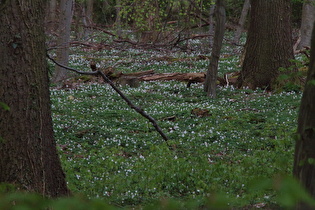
(112, 70), (238, 88)
(139, 71), (239, 87)
(92, 62), (238, 88)
(140, 72), (206, 87)
(123, 69), (155, 77)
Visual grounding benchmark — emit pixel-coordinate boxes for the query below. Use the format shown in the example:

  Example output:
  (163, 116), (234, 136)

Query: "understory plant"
(47, 31), (311, 208)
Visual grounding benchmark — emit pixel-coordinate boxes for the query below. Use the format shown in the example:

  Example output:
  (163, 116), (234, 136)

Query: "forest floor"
(48, 31), (309, 209)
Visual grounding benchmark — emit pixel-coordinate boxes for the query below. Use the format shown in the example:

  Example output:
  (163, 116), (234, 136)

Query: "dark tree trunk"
(293, 22), (315, 210)
(0, 0), (70, 197)
(237, 0), (295, 90)
(204, 0), (226, 98)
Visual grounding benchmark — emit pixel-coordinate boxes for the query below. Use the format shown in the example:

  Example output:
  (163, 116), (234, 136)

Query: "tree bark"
(46, 0), (58, 32)
(0, 0), (69, 197)
(141, 72), (205, 82)
(115, 0), (122, 37)
(86, 0), (94, 26)
(84, 0), (94, 38)
(236, 0), (295, 90)
(208, 2), (216, 49)
(204, 0), (226, 98)
(298, 0), (315, 50)
(293, 21), (315, 210)
(52, 0), (73, 84)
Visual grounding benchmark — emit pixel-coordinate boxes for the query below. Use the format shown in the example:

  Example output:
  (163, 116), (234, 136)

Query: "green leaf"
(277, 74), (290, 81)
(308, 158), (315, 165)
(0, 102), (10, 111)
(307, 80), (315, 86)
(277, 176), (315, 208)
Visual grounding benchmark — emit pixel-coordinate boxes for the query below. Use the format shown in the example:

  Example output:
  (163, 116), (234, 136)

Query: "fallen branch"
(46, 52), (169, 145)
(101, 67), (232, 88)
(70, 41), (109, 50)
(140, 72), (206, 87)
(124, 69), (155, 77)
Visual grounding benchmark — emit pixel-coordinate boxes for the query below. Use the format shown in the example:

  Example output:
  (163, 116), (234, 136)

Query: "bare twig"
(46, 52), (169, 144)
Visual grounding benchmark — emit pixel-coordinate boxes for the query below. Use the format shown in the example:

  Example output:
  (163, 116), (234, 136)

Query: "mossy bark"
(0, 0), (69, 197)
(237, 0), (295, 90)
(293, 22), (315, 210)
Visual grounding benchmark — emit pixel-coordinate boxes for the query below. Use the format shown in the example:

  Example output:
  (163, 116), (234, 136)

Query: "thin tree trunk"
(298, 0), (315, 50)
(204, 0), (226, 98)
(74, 2), (83, 39)
(52, 0), (73, 84)
(115, 0), (122, 37)
(86, 0), (93, 25)
(0, 0), (69, 197)
(293, 21), (315, 210)
(209, 2), (216, 49)
(233, 0), (250, 45)
(84, 0), (93, 38)
(199, 0), (203, 26)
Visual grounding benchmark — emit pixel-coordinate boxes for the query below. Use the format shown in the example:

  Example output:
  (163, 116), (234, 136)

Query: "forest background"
(1, 0), (315, 209)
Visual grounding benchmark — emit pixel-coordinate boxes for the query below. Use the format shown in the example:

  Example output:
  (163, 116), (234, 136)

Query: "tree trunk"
(236, 0), (294, 90)
(115, 0), (122, 37)
(298, 0), (315, 50)
(293, 21), (315, 210)
(0, 0), (69, 197)
(84, 0), (94, 38)
(52, 0), (73, 84)
(73, 2), (82, 39)
(208, 2), (216, 49)
(86, 0), (93, 26)
(46, 0), (58, 32)
(204, 0), (226, 98)
(233, 0), (250, 45)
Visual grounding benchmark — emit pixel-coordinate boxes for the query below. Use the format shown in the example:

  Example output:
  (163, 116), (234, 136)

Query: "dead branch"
(294, 46), (310, 59)
(140, 72), (205, 82)
(188, 13), (211, 26)
(46, 52), (169, 145)
(86, 25), (139, 45)
(123, 70), (155, 77)
(187, 0), (210, 19)
(70, 41), (109, 50)
(141, 72), (206, 88)
(86, 24), (210, 51)
(177, 34), (212, 43)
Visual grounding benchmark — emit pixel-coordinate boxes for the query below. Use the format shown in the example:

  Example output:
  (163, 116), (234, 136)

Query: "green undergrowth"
(50, 80), (303, 208)
(44, 31), (313, 209)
